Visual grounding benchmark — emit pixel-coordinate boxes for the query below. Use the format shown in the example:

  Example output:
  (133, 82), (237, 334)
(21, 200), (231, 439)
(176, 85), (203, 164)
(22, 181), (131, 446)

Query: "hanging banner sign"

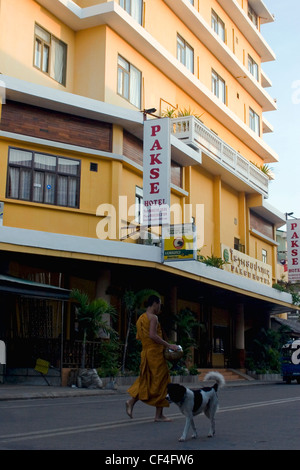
(287, 219), (300, 282)
(143, 118), (170, 226)
(162, 224), (197, 262)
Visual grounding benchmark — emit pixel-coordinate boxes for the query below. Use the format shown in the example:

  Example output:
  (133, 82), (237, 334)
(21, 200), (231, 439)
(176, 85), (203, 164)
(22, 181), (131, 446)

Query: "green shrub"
(246, 326), (291, 374)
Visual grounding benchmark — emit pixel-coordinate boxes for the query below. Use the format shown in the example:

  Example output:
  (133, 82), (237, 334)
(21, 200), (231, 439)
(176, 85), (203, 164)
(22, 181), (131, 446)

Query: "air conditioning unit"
(137, 232), (161, 246)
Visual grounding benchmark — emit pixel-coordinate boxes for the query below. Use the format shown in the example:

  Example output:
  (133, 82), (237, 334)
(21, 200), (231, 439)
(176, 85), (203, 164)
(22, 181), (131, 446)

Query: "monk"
(126, 294), (179, 422)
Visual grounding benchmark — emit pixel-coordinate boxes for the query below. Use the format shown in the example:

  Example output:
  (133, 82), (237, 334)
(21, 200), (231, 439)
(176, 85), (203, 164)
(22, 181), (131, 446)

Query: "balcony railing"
(170, 116), (269, 197)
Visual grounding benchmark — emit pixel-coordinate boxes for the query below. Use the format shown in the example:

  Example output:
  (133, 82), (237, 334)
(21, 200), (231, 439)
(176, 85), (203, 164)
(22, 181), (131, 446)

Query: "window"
(188, 0), (194, 4)
(211, 10), (225, 42)
(34, 24), (67, 86)
(249, 108), (260, 135)
(90, 163), (98, 172)
(262, 249), (267, 263)
(212, 70), (226, 103)
(177, 35), (194, 73)
(6, 148), (80, 208)
(135, 186), (143, 224)
(119, 0), (143, 25)
(248, 5), (258, 28)
(117, 55), (142, 109)
(234, 237), (245, 253)
(248, 55), (259, 81)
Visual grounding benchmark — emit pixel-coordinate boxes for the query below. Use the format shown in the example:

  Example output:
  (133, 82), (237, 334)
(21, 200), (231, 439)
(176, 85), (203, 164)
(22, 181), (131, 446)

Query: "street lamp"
(143, 108), (157, 120)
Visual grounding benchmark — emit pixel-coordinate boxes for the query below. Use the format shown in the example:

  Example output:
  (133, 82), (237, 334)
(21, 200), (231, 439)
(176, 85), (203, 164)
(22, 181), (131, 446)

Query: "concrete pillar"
(235, 304), (245, 368)
(170, 285), (177, 342)
(96, 270), (112, 338)
(238, 192), (247, 251)
(213, 175), (222, 257)
(261, 311), (271, 330)
(165, 285), (177, 342)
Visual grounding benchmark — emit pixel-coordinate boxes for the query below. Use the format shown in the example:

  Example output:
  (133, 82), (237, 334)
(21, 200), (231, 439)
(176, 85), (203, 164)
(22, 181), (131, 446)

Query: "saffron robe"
(127, 313), (170, 408)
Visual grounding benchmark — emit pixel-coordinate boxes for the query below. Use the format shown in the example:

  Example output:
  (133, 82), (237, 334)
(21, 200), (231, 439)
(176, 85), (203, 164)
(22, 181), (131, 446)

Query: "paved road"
(0, 382), (299, 454)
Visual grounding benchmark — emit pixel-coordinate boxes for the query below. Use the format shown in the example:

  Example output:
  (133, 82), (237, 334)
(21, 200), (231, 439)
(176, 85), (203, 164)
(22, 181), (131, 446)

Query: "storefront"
(0, 274), (70, 382)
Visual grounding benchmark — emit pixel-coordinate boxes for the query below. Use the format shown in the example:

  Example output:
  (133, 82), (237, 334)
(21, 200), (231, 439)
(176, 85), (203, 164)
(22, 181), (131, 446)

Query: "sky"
(261, 1), (300, 221)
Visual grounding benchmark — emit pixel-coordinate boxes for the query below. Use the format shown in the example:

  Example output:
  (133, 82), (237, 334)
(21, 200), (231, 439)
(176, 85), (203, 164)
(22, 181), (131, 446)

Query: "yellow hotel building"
(0, 0), (298, 381)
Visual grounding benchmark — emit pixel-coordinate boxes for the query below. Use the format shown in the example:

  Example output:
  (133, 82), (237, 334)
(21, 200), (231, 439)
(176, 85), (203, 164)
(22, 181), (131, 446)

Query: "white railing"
(170, 116), (269, 196)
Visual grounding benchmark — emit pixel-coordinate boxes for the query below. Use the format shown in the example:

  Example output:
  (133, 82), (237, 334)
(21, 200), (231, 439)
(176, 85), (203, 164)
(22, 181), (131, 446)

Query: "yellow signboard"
(34, 358), (50, 375)
(162, 224), (196, 262)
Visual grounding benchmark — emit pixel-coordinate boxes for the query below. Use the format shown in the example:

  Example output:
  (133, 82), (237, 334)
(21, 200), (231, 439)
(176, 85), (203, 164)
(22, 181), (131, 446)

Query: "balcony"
(216, 0), (275, 62)
(163, 0), (276, 111)
(35, 1), (278, 162)
(171, 116), (269, 197)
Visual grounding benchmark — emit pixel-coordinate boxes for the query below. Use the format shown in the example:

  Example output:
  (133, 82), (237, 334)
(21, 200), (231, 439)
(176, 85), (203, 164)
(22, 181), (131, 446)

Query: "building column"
(238, 192), (247, 251)
(170, 285), (177, 342)
(164, 285), (177, 342)
(213, 175), (221, 257)
(112, 125), (124, 241)
(260, 311), (271, 330)
(235, 304), (245, 368)
(96, 270), (112, 338)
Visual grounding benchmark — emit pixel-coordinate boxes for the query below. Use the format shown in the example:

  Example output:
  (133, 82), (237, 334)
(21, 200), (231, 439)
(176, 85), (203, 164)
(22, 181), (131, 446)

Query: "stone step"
(197, 368), (247, 381)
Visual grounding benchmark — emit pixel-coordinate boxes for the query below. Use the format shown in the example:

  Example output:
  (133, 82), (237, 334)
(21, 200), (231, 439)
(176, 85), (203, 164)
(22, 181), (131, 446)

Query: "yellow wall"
(0, 138), (113, 237)
(4, 202), (99, 237)
(105, 26), (265, 166)
(211, 306), (229, 367)
(104, 27), (148, 110)
(0, 0), (266, 166)
(0, 141), (8, 203)
(249, 232), (277, 284)
(74, 26), (106, 101)
(0, 0), (75, 91)
(74, 0), (107, 6)
(220, 183), (240, 247)
(189, 166), (214, 257)
(0, 0), (275, 258)
(249, 233), (274, 265)
(157, 0), (263, 129)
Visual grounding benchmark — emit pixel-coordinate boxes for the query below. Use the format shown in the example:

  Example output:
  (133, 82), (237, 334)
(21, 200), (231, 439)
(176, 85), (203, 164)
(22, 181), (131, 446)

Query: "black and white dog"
(167, 371), (225, 441)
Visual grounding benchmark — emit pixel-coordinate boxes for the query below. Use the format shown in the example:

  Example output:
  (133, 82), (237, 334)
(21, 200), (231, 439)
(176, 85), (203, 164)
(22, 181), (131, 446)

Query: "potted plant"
(70, 288), (118, 388)
(202, 254), (228, 269)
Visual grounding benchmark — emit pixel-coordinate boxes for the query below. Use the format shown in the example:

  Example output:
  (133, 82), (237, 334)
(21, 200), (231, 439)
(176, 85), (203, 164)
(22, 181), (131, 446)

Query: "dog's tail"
(204, 371), (225, 390)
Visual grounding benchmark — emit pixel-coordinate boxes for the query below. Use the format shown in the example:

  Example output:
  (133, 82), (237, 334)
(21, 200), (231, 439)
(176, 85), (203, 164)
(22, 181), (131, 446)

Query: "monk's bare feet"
(154, 416), (172, 422)
(126, 400), (133, 419)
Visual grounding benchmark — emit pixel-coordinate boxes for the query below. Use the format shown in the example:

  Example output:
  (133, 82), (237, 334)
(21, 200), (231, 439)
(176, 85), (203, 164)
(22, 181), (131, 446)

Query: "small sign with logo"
(162, 224), (197, 262)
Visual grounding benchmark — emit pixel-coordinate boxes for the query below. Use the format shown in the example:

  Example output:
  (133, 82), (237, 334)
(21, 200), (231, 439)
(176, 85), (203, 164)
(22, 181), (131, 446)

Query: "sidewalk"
(0, 383), (124, 400)
(0, 378), (282, 401)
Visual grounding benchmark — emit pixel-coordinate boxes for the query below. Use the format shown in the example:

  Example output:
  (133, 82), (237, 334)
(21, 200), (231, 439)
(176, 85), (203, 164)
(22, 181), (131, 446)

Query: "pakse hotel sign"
(287, 219), (300, 282)
(143, 118), (170, 226)
(222, 245), (272, 285)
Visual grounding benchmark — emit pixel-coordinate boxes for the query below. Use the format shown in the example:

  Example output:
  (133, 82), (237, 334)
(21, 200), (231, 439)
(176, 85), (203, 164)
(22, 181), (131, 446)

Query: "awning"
(160, 261), (300, 316)
(0, 274), (70, 300)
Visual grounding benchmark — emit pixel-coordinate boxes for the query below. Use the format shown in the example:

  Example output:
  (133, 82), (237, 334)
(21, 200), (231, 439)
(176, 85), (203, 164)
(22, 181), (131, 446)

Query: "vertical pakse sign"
(287, 219), (300, 282)
(143, 118), (170, 226)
